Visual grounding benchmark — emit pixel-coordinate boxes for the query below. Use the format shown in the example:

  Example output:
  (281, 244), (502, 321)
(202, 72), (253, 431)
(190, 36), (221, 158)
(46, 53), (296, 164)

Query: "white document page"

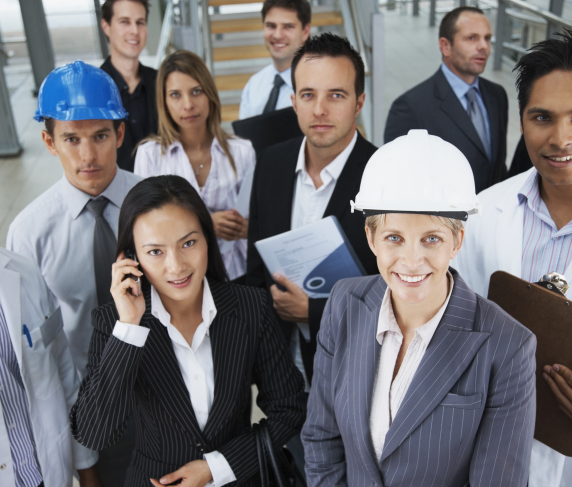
(255, 216), (347, 298)
(235, 167), (255, 218)
(218, 168), (255, 255)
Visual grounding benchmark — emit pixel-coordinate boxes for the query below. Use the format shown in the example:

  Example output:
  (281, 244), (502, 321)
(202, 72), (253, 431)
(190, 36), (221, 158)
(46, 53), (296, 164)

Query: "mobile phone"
(123, 249), (141, 297)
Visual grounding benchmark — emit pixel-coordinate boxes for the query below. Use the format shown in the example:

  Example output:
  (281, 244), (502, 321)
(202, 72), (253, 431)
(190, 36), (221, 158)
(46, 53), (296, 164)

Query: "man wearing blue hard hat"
(7, 60), (141, 487)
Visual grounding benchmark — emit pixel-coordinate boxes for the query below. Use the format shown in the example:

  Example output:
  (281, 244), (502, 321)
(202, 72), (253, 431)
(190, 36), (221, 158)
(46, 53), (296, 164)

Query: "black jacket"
(384, 68), (508, 193)
(245, 133), (379, 383)
(100, 57), (158, 172)
(70, 280), (306, 486)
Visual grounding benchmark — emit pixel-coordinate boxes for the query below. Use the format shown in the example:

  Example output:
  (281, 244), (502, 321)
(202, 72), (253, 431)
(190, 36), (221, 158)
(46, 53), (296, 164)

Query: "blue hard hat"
(34, 60), (128, 122)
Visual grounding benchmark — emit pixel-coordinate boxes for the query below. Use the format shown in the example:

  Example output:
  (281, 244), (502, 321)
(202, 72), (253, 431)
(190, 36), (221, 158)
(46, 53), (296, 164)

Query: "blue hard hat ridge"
(34, 60), (129, 122)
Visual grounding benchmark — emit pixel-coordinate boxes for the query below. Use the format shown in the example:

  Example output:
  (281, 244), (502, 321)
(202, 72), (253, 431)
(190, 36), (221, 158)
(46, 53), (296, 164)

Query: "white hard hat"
(351, 130), (481, 221)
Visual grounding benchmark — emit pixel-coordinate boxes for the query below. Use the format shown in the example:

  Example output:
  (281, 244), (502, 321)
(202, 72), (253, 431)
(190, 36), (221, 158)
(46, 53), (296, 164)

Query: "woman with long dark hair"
(134, 50), (255, 282)
(70, 175), (305, 487)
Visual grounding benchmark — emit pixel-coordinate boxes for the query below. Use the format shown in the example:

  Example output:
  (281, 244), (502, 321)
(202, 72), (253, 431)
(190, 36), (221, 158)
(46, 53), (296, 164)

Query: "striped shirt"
(134, 137), (256, 280)
(519, 169), (572, 283)
(0, 304), (42, 487)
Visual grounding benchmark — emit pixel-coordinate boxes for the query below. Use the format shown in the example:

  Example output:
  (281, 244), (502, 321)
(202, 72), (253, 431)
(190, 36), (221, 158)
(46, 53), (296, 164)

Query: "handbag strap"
(253, 423), (269, 486)
(259, 419), (288, 487)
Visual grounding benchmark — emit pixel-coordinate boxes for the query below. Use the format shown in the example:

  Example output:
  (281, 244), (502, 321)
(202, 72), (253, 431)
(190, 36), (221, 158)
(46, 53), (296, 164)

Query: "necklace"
(194, 164), (204, 176)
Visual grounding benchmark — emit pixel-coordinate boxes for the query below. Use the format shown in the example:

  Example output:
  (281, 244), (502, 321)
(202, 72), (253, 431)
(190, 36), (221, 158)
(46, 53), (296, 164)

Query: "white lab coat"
(0, 249), (97, 487)
(453, 167), (572, 487)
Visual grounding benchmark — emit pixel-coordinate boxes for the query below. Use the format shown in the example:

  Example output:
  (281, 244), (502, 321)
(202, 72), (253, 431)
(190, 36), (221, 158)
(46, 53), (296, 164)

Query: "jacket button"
(0, 463), (6, 470)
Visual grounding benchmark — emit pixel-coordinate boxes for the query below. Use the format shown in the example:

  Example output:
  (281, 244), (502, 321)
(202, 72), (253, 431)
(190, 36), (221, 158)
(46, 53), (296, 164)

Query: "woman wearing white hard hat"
(302, 130), (536, 486)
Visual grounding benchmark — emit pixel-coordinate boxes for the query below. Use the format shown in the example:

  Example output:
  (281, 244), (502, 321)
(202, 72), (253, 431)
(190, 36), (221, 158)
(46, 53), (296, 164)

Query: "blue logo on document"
(303, 244), (363, 295)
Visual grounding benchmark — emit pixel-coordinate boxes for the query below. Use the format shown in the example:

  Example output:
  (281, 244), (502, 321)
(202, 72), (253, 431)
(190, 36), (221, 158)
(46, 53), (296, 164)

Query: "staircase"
(205, 0), (346, 123)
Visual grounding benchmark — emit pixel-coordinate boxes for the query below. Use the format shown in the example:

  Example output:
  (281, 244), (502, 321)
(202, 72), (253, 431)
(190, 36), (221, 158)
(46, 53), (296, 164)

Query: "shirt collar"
(102, 56), (145, 92)
(167, 137), (225, 156)
(441, 63), (480, 100)
(150, 277), (217, 333)
(61, 168), (127, 220)
(518, 168), (541, 211)
(271, 64), (293, 88)
(295, 130), (358, 182)
(376, 272), (454, 346)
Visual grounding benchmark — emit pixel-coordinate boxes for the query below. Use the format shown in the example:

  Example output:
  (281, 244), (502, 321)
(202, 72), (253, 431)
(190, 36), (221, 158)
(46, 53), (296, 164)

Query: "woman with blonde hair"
(134, 50), (255, 281)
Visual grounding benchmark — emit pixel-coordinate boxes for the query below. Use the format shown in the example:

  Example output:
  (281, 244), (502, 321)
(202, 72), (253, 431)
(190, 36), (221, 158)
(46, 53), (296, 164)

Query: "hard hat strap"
(361, 209), (469, 221)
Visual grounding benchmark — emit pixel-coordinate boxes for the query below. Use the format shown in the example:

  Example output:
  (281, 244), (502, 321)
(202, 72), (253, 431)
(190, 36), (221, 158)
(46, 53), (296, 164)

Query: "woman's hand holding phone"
(110, 252), (145, 326)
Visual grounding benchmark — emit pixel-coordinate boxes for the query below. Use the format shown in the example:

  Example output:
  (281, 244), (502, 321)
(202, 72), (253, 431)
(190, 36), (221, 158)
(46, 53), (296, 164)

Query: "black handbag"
(253, 419), (306, 487)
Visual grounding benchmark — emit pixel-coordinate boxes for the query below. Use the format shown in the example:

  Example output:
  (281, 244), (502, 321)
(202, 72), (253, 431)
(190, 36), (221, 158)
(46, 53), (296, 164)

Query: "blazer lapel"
(138, 291), (206, 444)
(495, 182), (524, 280)
(347, 277), (386, 485)
(203, 282), (248, 438)
(0, 253), (23, 366)
(380, 274), (490, 463)
(435, 69), (488, 159)
(272, 137), (301, 233)
(323, 133), (369, 219)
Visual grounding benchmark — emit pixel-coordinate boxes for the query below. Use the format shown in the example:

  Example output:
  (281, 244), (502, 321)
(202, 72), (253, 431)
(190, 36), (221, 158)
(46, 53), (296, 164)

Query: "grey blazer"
(302, 270), (536, 487)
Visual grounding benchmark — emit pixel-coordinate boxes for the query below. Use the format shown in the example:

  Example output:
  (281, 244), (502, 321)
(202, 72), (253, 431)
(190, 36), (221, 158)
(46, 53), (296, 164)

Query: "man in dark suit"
(246, 32), (378, 472)
(384, 6), (508, 193)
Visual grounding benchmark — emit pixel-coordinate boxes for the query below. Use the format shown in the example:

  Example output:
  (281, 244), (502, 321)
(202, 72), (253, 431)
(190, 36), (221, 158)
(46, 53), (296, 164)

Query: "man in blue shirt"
(384, 6), (508, 193)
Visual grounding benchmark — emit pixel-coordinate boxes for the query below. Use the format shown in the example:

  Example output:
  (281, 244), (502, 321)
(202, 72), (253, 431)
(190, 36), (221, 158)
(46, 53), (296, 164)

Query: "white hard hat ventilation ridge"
(352, 130), (480, 221)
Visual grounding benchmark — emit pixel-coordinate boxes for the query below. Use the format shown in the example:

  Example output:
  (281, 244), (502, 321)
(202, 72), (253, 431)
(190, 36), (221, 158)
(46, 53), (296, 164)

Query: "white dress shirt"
(112, 278), (236, 487)
(290, 131), (358, 390)
(370, 273), (453, 459)
(134, 137), (255, 280)
(239, 64), (294, 119)
(6, 169), (141, 377)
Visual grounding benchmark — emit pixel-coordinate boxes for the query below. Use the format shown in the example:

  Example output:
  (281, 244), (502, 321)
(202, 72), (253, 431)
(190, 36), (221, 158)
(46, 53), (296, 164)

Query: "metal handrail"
(155, 0), (175, 69)
(504, 0), (572, 29)
(201, 0), (213, 73)
(494, 0), (572, 70)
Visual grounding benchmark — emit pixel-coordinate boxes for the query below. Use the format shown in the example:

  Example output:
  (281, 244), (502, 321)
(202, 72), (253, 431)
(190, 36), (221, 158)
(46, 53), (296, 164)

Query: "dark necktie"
(466, 87), (491, 162)
(263, 74), (286, 114)
(86, 197), (117, 306)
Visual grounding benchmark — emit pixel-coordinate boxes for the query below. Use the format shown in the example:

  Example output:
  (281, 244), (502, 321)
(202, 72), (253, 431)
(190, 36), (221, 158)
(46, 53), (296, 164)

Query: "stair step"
(214, 43), (269, 61)
(210, 0), (261, 5)
(211, 11), (343, 34)
(215, 72), (254, 91)
(222, 104), (240, 122)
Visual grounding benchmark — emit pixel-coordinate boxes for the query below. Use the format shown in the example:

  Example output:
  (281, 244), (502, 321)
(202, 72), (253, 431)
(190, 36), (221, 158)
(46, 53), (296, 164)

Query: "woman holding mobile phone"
(70, 175), (305, 487)
(134, 50), (255, 282)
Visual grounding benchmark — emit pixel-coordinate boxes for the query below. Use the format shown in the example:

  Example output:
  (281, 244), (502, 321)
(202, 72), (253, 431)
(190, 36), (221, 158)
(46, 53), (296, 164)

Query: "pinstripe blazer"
(302, 269), (536, 487)
(70, 279), (306, 486)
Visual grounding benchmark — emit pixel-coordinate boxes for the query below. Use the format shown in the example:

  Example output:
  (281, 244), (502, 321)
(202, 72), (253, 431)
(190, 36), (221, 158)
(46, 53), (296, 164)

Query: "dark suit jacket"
(100, 57), (158, 172)
(384, 68), (508, 193)
(245, 133), (379, 383)
(70, 280), (306, 486)
(508, 134), (533, 178)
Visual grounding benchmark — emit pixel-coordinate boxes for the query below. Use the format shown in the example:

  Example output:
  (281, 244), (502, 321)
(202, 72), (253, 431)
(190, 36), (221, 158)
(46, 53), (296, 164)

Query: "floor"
(0, 6), (524, 248)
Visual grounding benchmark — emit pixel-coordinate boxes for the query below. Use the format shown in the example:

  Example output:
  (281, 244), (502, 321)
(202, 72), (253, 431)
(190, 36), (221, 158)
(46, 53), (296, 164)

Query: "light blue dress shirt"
(441, 63), (492, 161)
(0, 304), (43, 487)
(7, 169), (141, 378)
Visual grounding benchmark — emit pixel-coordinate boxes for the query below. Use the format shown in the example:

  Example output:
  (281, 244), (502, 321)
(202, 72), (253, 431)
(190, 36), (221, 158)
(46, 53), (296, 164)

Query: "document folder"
(255, 216), (366, 298)
(231, 107), (303, 157)
(487, 270), (572, 456)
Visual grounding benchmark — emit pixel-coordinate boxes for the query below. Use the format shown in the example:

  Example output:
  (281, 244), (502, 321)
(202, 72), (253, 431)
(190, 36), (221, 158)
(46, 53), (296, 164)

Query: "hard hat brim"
(360, 209), (470, 221)
(34, 107), (128, 122)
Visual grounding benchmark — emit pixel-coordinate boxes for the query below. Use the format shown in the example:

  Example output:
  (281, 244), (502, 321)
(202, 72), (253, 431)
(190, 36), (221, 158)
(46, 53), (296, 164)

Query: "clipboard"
(487, 270), (572, 456)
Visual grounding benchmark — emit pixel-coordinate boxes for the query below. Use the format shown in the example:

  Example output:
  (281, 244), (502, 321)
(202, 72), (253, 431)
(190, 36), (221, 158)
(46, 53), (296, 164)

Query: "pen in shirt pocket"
(23, 324), (33, 348)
